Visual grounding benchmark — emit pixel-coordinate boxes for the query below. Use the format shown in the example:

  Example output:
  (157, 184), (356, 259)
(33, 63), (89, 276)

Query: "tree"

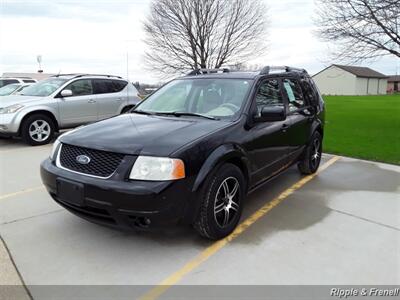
(315, 0), (400, 62)
(143, 0), (268, 76)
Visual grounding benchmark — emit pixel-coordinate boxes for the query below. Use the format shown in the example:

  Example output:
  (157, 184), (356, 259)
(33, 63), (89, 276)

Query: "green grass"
(323, 94), (400, 165)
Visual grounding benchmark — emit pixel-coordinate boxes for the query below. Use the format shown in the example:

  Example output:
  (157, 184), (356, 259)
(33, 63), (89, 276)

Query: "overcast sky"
(1, 0), (399, 83)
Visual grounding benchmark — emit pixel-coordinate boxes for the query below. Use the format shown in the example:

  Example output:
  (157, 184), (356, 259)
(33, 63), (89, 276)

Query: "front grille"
(59, 144), (125, 178)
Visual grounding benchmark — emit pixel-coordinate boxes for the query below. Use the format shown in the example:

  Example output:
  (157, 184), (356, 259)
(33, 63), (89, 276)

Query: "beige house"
(312, 64), (388, 95)
(387, 75), (400, 94)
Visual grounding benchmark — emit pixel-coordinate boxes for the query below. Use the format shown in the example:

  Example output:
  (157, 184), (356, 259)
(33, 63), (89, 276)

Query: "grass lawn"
(323, 94), (400, 165)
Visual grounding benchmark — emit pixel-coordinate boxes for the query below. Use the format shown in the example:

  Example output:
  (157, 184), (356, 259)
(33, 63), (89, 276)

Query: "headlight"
(0, 104), (24, 114)
(129, 156), (185, 181)
(50, 139), (61, 161)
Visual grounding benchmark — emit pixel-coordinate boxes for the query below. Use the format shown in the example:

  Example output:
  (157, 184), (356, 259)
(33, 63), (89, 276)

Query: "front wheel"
(194, 163), (245, 240)
(21, 114), (55, 146)
(298, 131), (322, 174)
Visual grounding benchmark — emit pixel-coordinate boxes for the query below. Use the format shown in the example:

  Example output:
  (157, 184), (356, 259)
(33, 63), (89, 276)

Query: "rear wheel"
(21, 114), (55, 146)
(194, 163), (245, 240)
(298, 131), (322, 174)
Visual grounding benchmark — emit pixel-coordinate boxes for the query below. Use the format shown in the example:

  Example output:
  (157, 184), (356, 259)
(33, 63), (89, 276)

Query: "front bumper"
(40, 158), (195, 230)
(0, 113), (20, 134)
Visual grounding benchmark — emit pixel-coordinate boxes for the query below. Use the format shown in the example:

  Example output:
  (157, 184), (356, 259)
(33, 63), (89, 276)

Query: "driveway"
(0, 137), (399, 299)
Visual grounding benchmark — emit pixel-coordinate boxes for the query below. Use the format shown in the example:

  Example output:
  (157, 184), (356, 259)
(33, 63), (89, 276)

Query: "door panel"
(58, 79), (98, 127)
(282, 77), (312, 164)
(246, 120), (290, 185)
(93, 79), (128, 120)
(245, 78), (290, 186)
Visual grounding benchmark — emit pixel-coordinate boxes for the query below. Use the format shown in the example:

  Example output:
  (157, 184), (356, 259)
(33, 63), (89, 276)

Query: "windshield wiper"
(156, 111), (219, 120)
(131, 109), (155, 115)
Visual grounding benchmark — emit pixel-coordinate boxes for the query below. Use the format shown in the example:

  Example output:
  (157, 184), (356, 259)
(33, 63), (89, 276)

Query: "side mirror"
(60, 89), (73, 97)
(257, 106), (286, 122)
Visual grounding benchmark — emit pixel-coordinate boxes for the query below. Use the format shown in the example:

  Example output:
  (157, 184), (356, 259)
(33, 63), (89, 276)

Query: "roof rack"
(51, 73), (122, 79)
(259, 66), (307, 75)
(186, 68), (230, 76)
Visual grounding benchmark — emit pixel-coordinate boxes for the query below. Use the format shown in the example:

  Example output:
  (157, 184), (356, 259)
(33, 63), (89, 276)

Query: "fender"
(11, 106), (59, 133)
(192, 143), (250, 192)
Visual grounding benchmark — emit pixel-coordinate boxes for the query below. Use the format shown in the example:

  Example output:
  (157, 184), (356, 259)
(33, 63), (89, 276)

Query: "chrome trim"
(56, 144), (115, 180)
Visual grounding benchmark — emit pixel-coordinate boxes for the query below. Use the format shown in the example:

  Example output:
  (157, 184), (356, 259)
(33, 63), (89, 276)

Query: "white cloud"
(0, 0), (398, 83)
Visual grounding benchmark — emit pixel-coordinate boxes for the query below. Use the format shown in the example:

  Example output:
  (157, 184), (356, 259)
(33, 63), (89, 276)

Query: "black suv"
(41, 66), (325, 240)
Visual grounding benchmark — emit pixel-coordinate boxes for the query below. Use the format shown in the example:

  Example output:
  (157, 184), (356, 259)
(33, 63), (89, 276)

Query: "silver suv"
(0, 74), (141, 145)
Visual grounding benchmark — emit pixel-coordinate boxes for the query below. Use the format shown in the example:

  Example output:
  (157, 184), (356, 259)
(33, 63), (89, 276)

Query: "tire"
(21, 114), (55, 146)
(194, 163), (245, 240)
(298, 131), (322, 174)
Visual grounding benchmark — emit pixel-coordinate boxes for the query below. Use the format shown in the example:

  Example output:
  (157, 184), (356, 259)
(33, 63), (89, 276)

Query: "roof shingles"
(333, 64), (388, 79)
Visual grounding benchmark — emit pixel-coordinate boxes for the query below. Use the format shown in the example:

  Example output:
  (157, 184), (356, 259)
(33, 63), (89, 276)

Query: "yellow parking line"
(0, 186), (44, 201)
(139, 156), (341, 300)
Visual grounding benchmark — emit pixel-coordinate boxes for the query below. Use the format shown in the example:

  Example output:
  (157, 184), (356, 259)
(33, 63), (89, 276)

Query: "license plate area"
(56, 178), (85, 206)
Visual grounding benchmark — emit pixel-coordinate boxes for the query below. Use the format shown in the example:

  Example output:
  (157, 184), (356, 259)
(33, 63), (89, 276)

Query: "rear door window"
(282, 78), (305, 112)
(93, 79), (128, 94)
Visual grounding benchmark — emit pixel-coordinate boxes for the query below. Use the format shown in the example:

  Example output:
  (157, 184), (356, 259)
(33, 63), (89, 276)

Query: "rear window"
(23, 79), (36, 83)
(0, 79), (19, 87)
(92, 79), (128, 94)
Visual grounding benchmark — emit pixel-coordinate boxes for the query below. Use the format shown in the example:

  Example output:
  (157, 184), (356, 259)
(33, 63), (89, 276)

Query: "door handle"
(88, 99), (96, 103)
(281, 124), (290, 132)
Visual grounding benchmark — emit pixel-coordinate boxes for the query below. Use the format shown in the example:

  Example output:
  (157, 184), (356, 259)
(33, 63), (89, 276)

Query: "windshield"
(0, 84), (20, 96)
(135, 78), (253, 120)
(20, 78), (68, 97)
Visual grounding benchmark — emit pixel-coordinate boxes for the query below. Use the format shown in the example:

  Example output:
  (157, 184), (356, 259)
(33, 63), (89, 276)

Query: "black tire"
(21, 114), (55, 146)
(298, 131), (322, 174)
(194, 163), (245, 240)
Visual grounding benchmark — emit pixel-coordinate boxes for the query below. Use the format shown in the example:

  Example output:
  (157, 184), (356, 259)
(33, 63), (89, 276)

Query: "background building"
(387, 75), (400, 94)
(1, 72), (54, 81)
(312, 64), (388, 95)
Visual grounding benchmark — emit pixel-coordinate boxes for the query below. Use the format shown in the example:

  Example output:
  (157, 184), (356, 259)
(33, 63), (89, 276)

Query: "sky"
(1, 0), (399, 83)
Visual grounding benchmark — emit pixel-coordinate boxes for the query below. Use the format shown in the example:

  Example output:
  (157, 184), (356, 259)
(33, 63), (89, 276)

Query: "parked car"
(0, 83), (33, 96)
(0, 77), (37, 88)
(40, 66), (325, 240)
(0, 74), (141, 145)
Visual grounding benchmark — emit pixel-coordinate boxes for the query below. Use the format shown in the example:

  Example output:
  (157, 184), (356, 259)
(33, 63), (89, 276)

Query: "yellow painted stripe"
(139, 156), (341, 300)
(0, 186), (44, 201)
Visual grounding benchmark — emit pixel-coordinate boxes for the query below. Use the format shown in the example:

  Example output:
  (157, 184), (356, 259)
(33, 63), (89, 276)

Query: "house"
(312, 64), (388, 95)
(387, 75), (400, 94)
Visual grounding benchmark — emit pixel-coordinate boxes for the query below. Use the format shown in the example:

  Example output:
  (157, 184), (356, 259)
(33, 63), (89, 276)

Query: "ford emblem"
(76, 155), (91, 165)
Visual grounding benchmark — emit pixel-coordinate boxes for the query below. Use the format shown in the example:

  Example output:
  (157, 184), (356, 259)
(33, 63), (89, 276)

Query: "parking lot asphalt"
(0, 137), (399, 299)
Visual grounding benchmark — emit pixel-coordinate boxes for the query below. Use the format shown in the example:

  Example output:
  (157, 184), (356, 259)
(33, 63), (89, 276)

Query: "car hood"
(0, 95), (46, 107)
(60, 113), (230, 156)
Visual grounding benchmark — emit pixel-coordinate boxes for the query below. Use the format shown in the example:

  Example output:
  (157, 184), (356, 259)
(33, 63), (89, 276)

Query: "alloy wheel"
(29, 120), (51, 142)
(310, 137), (321, 169)
(214, 177), (240, 228)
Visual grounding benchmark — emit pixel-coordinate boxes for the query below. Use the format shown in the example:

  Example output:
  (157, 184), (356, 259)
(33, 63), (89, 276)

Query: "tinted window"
(23, 79), (36, 83)
(0, 79), (19, 87)
(65, 79), (93, 96)
(92, 79), (127, 94)
(255, 79), (283, 116)
(283, 78), (305, 111)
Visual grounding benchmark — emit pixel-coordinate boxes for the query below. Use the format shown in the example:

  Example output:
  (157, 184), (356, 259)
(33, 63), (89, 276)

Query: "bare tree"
(143, 0), (268, 76)
(315, 0), (400, 62)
